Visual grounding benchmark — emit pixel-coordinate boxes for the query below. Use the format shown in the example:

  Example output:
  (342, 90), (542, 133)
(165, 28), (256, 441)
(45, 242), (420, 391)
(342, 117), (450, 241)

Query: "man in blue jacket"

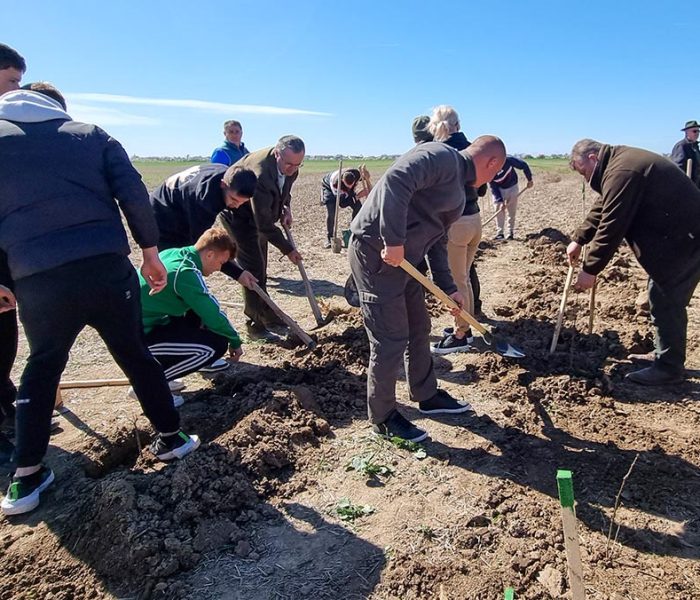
(211, 119), (249, 166)
(0, 86), (200, 516)
(489, 155), (534, 240)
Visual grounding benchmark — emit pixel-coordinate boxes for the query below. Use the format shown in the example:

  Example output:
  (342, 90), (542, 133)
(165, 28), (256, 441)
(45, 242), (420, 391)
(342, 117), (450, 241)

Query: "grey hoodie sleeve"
(101, 129), (160, 248)
(377, 152), (435, 246)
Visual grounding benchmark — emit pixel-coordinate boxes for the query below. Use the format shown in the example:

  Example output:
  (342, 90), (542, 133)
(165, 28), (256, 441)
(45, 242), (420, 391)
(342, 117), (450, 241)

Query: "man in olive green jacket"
(221, 135), (304, 333)
(568, 139), (700, 385)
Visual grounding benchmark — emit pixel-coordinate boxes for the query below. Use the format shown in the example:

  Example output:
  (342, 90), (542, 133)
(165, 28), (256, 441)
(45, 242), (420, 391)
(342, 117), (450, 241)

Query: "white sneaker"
(168, 379), (186, 393)
(128, 387), (184, 408)
(199, 358), (230, 373)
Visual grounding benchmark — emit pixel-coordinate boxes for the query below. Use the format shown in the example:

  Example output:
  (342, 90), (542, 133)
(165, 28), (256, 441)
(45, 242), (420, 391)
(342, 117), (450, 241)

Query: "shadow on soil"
(423, 405), (700, 559)
(268, 275), (345, 298)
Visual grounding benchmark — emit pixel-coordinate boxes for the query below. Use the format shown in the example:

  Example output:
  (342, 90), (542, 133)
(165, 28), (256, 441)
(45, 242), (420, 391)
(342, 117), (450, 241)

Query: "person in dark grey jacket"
(0, 87), (201, 516)
(670, 120), (700, 189)
(568, 139), (700, 386)
(349, 136), (506, 442)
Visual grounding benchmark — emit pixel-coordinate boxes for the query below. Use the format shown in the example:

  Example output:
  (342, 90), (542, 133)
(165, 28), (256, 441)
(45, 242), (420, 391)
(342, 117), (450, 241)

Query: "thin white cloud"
(68, 103), (160, 126)
(65, 93), (332, 116)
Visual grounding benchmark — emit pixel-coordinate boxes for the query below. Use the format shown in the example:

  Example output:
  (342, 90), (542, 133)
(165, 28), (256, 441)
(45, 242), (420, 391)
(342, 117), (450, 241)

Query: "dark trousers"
(0, 252), (17, 425)
(470, 264), (481, 313)
(145, 315), (228, 380)
(349, 238), (436, 424)
(649, 266), (700, 373)
(325, 202), (336, 241)
(226, 219), (277, 324)
(14, 254), (179, 467)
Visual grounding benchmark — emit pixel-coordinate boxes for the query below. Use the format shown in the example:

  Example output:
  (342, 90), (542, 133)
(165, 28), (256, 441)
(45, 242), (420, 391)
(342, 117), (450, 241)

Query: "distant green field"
(133, 156), (570, 191)
(297, 159), (395, 174)
(133, 160), (203, 190)
(132, 159), (396, 190)
(526, 157), (571, 172)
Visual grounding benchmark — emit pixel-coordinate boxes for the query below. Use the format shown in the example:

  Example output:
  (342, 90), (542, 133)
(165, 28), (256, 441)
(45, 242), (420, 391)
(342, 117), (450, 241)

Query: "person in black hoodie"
(0, 43), (26, 469)
(412, 114), (484, 318)
(0, 86), (201, 515)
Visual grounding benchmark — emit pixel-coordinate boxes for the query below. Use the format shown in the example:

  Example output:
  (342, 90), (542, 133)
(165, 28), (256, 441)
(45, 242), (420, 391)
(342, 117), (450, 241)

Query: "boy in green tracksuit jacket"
(138, 228), (243, 398)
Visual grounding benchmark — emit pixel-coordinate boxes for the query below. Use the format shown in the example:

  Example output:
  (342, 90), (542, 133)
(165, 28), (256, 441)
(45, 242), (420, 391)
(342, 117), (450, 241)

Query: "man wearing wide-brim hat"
(671, 120), (700, 189)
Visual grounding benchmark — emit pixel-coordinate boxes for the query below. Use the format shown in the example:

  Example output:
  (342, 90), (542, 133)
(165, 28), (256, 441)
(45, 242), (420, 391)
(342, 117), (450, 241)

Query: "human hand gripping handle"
(381, 245), (404, 267)
(228, 345), (243, 362)
(237, 270), (258, 290)
(448, 290), (465, 317)
(566, 241), (595, 291)
(0, 285), (16, 313)
(286, 249), (303, 265)
(141, 247), (167, 295)
(281, 206), (293, 228)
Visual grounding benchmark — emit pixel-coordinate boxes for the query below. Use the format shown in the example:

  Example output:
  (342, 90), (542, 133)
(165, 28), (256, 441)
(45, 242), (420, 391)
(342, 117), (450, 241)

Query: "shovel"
(331, 160), (344, 253)
(250, 282), (317, 350)
(282, 223), (328, 327)
(550, 264), (575, 354)
(399, 260), (525, 358)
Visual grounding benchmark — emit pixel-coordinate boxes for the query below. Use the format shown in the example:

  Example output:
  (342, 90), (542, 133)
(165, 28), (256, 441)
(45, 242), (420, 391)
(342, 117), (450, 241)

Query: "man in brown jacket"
(222, 135), (304, 334)
(568, 139), (700, 385)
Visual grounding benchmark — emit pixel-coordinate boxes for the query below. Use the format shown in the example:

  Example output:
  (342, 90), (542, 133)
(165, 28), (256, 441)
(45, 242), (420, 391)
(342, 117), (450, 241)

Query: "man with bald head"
(349, 135), (506, 442)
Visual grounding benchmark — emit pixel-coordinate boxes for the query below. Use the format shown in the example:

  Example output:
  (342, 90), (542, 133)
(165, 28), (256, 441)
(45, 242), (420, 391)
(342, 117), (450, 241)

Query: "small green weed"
(388, 437), (427, 459)
(334, 498), (375, 522)
(346, 454), (394, 478)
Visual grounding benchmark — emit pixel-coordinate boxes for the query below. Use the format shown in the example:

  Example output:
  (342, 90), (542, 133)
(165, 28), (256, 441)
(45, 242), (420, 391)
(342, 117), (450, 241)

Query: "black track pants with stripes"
(145, 315), (229, 380)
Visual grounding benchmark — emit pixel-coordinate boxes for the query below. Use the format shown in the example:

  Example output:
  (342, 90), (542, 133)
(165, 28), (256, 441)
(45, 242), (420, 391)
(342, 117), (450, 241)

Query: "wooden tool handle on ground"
(550, 265), (575, 353)
(59, 378), (130, 389)
(251, 282), (316, 348)
(282, 223), (324, 326)
(399, 260), (487, 336)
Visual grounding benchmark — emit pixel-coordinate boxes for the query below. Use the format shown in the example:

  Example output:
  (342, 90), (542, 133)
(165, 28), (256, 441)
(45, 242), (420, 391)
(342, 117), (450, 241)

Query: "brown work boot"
(625, 365), (684, 386)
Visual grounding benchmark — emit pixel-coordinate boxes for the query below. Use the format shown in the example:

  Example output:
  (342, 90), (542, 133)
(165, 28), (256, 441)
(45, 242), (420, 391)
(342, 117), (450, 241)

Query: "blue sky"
(5, 0), (698, 158)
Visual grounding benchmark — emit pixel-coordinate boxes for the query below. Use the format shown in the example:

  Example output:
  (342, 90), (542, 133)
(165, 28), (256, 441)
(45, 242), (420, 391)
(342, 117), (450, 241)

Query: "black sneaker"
(1, 466), (55, 516)
(419, 390), (473, 415)
(372, 410), (428, 443)
(431, 333), (474, 355)
(442, 327), (473, 338)
(506, 232), (514, 240)
(149, 430), (200, 461)
(245, 320), (280, 341)
(494, 233), (505, 240)
(625, 365), (684, 386)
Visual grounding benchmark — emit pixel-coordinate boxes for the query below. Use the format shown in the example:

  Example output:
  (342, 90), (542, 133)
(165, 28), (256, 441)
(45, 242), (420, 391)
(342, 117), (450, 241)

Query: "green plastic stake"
(556, 469), (586, 599)
(504, 588), (515, 600)
(557, 469), (575, 508)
